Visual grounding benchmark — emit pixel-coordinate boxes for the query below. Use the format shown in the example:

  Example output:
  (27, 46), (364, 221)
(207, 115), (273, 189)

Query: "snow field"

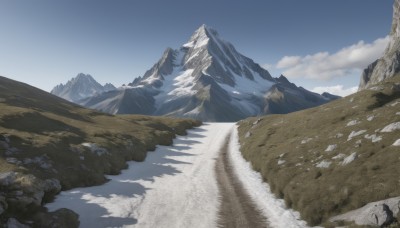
(46, 123), (321, 228)
(46, 123), (234, 228)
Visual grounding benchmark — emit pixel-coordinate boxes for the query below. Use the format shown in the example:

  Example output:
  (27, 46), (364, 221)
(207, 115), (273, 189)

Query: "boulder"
(6, 218), (30, 228)
(330, 196), (400, 226)
(33, 208), (79, 228)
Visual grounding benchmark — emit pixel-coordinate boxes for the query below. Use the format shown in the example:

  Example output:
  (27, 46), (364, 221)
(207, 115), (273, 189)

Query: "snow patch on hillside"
(229, 127), (310, 228)
(347, 130), (367, 141)
(393, 139), (400, 146)
(381, 122), (400, 132)
(341, 152), (357, 166)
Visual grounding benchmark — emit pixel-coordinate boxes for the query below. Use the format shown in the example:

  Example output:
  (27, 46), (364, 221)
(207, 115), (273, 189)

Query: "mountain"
(79, 25), (336, 122)
(359, 0), (400, 90)
(0, 75), (199, 227)
(51, 73), (116, 102)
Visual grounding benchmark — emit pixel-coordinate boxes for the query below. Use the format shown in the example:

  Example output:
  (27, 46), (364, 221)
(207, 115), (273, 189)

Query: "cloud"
(276, 36), (389, 80)
(311, 85), (358, 97)
(276, 56), (302, 68)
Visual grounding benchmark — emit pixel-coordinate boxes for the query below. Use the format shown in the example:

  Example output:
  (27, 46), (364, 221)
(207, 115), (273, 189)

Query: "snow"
(341, 152), (357, 166)
(347, 130), (367, 141)
(277, 159), (286, 165)
(153, 67), (197, 109)
(367, 115), (375, 121)
(217, 68), (274, 115)
(228, 127), (310, 228)
(325, 144), (337, 152)
(47, 123), (234, 228)
(301, 138), (313, 144)
(396, 112), (400, 115)
(380, 122), (400, 132)
(46, 123), (318, 228)
(346, 120), (360, 126)
(335, 133), (343, 138)
(82, 143), (108, 156)
(316, 160), (332, 168)
(390, 101), (400, 106)
(182, 40), (194, 48)
(332, 154), (345, 160)
(364, 134), (382, 143)
(393, 139), (400, 146)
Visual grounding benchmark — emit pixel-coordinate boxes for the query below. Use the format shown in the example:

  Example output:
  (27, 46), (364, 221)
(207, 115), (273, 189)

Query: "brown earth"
(216, 133), (268, 228)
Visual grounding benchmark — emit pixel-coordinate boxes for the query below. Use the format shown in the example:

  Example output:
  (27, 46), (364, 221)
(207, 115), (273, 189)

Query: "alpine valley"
(52, 25), (338, 122)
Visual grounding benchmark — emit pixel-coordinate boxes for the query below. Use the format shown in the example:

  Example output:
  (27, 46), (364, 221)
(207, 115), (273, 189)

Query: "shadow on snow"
(46, 127), (204, 227)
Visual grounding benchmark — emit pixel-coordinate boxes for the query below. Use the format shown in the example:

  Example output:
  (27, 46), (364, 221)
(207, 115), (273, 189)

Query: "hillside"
(0, 76), (199, 227)
(237, 74), (400, 226)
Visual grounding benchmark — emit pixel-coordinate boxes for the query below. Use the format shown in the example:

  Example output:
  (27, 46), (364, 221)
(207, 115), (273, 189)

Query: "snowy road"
(46, 123), (308, 228)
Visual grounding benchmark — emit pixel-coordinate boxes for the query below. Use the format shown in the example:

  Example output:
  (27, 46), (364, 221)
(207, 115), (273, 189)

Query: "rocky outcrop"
(0, 171), (63, 226)
(0, 172), (61, 207)
(330, 196), (400, 227)
(33, 209), (80, 228)
(359, 0), (400, 90)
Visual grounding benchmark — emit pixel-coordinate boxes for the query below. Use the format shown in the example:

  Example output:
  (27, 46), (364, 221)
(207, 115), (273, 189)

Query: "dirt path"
(216, 133), (268, 228)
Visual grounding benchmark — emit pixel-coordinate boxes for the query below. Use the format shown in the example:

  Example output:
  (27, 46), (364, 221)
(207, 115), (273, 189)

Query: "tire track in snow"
(216, 132), (269, 228)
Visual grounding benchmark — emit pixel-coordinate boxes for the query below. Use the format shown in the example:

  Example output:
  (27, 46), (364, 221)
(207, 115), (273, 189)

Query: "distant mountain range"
(51, 25), (339, 121)
(51, 73), (116, 102)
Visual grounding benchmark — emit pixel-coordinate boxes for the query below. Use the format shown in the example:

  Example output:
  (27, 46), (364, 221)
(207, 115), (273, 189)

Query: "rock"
(330, 196), (400, 226)
(5, 158), (21, 165)
(1, 173), (59, 212)
(14, 174), (44, 206)
(33, 209), (79, 228)
(0, 195), (6, 215)
(43, 178), (62, 194)
(6, 218), (30, 228)
(244, 131), (252, 138)
(359, 0), (400, 90)
(252, 118), (262, 126)
(81, 142), (109, 156)
(0, 171), (17, 186)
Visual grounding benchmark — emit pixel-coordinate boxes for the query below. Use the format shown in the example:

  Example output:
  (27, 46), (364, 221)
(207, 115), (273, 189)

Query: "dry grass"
(238, 75), (400, 226)
(0, 76), (200, 190)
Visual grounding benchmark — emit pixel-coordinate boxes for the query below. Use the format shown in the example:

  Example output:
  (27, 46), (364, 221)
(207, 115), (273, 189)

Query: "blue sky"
(0, 0), (394, 95)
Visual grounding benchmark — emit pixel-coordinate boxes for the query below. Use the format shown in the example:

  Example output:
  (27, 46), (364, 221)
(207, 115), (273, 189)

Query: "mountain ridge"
(51, 73), (116, 102)
(59, 25), (338, 121)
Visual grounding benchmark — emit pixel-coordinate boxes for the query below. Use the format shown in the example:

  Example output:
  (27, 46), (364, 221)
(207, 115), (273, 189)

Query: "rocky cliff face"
(359, 0), (400, 90)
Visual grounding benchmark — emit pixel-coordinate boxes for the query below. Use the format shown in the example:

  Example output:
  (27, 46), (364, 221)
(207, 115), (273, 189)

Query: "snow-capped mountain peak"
(183, 24), (218, 49)
(51, 73), (116, 102)
(78, 25), (337, 121)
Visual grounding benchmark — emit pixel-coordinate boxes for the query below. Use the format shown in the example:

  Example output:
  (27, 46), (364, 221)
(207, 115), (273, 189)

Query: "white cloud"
(276, 36), (389, 80)
(311, 85), (358, 97)
(276, 56), (302, 68)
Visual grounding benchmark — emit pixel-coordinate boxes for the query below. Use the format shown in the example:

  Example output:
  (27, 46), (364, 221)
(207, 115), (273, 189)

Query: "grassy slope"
(0, 76), (200, 224)
(238, 75), (400, 226)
